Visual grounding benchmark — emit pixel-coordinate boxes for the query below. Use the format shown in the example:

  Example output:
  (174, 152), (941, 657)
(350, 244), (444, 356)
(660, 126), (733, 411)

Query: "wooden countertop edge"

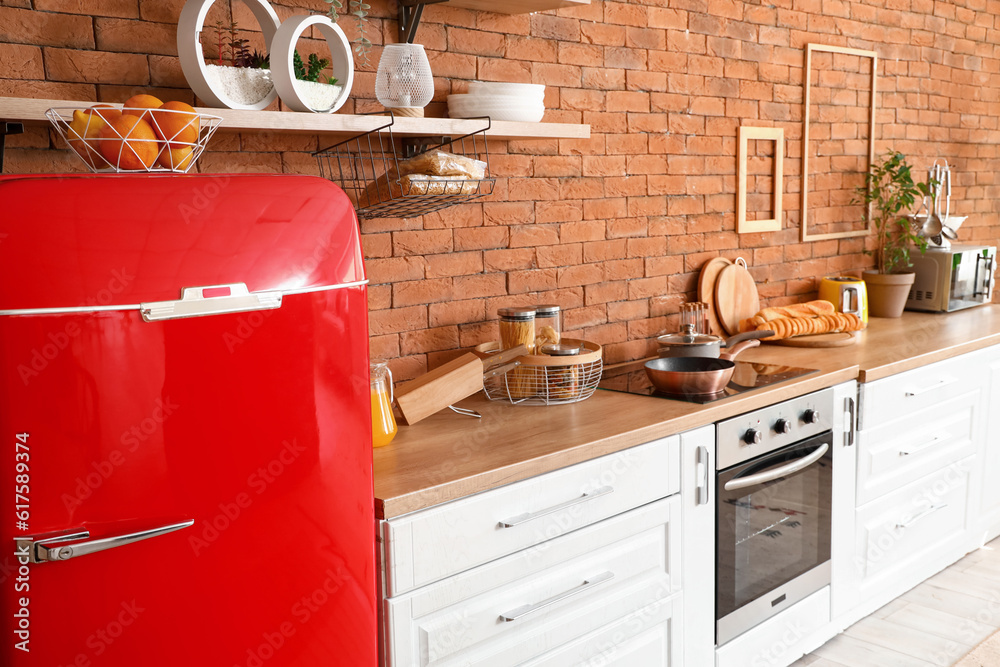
(857, 332), (1000, 382)
(375, 364), (858, 519)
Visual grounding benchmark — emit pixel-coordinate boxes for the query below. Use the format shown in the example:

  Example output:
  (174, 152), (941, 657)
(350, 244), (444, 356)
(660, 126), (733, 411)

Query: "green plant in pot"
(854, 151), (933, 318)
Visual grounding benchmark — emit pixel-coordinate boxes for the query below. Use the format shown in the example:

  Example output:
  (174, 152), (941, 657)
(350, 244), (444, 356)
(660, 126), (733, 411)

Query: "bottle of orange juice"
(370, 361), (397, 448)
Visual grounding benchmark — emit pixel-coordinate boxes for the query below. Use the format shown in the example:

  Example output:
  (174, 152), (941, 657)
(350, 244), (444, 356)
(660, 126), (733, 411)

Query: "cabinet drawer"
(383, 496), (680, 667)
(382, 436), (679, 595)
(861, 350), (986, 426)
(856, 393), (979, 505)
(856, 457), (972, 587)
(523, 595), (678, 666)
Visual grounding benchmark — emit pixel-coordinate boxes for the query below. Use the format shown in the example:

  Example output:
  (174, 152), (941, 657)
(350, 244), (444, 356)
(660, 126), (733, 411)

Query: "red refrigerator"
(0, 173), (376, 665)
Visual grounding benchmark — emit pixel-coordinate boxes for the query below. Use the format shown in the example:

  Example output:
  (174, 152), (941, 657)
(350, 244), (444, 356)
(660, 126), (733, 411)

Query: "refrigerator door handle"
(141, 283), (282, 321)
(16, 520), (194, 564)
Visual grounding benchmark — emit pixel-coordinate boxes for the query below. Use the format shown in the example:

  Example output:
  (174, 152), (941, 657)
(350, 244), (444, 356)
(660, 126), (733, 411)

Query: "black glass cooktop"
(598, 359), (817, 404)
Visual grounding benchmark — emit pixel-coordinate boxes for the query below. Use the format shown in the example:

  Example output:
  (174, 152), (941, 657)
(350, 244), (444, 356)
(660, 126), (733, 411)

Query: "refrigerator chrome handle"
(16, 520), (194, 564)
(140, 283), (282, 322)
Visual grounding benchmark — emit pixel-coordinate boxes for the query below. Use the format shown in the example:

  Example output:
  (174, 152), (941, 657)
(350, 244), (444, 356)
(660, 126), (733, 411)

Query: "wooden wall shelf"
(0, 97), (589, 142)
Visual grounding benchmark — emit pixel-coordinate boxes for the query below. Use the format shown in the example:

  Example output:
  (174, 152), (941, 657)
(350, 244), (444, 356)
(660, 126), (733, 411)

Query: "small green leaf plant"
(325, 0), (371, 69)
(293, 51), (337, 86)
(853, 151), (934, 275)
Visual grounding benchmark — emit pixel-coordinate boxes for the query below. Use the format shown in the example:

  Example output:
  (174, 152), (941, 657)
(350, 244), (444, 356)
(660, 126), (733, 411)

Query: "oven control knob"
(743, 428), (763, 445)
(802, 409), (820, 424)
(774, 418), (792, 434)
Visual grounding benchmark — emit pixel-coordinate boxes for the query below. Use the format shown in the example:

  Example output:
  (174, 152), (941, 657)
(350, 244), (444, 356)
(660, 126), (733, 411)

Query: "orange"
(66, 109), (109, 168)
(150, 101), (200, 148)
(98, 115), (158, 171)
(156, 145), (195, 171)
(88, 104), (122, 124)
(121, 94), (163, 122)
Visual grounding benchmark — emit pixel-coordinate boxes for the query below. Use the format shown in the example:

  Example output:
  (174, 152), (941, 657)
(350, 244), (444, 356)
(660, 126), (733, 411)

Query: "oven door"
(716, 432), (832, 646)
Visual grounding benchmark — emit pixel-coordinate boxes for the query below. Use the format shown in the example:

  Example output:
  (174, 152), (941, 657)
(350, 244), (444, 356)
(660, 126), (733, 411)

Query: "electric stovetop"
(598, 359), (817, 404)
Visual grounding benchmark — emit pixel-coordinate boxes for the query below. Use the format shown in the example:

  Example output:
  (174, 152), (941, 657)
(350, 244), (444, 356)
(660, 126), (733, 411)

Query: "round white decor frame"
(177, 0), (281, 110)
(269, 15), (354, 114)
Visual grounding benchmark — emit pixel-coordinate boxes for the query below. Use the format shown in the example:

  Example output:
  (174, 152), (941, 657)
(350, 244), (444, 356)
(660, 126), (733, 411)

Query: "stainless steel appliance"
(715, 388), (834, 646)
(906, 243), (996, 312)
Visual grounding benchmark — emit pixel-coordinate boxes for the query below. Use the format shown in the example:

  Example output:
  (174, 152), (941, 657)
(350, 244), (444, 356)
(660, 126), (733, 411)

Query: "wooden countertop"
(374, 306), (1000, 520)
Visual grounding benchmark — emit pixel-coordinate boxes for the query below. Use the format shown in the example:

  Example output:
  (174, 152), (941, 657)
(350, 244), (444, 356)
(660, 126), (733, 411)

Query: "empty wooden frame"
(800, 43), (878, 242)
(737, 126), (784, 233)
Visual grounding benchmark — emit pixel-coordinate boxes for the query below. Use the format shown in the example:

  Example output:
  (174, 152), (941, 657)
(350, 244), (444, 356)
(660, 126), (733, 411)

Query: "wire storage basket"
(475, 338), (603, 406)
(46, 106), (222, 173)
(313, 112), (494, 220)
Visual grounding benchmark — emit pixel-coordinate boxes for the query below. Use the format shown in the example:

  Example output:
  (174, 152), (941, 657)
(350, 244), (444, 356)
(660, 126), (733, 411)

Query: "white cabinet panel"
(382, 436), (679, 596)
(975, 352), (1000, 540)
(680, 425), (716, 667)
(383, 497), (679, 667)
(716, 587), (831, 667)
(856, 393), (979, 506)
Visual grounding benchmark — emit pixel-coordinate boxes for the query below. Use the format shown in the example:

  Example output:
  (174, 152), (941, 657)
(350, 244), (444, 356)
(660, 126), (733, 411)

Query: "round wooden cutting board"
(771, 331), (860, 347)
(697, 257), (732, 336)
(714, 261), (760, 336)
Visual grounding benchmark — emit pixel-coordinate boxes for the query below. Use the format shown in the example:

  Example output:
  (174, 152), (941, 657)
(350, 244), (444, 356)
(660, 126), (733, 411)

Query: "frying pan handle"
(720, 338), (760, 361)
(723, 330), (774, 347)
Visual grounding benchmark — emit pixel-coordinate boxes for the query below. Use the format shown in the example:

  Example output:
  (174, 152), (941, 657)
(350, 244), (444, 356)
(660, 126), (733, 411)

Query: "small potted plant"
(854, 151), (933, 317)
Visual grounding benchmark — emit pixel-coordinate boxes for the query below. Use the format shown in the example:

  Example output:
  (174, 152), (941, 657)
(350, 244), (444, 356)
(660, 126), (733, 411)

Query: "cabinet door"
(976, 352), (1000, 539)
(679, 425), (715, 667)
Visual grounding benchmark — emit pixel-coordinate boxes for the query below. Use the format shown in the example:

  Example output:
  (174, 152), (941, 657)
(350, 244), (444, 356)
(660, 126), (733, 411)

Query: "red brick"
(0, 7), (94, 48)
(428, 299), (486, 327)
(369, 305), (427, 335)
(45, 48), (148, 84)
(563, 305), (608, 331)
(586, 281), (628, 305)
(557, 263), (605, 287)
(393, 230), (452, 256)
(425, 252), (483, 278)
(366, 257), (425, 284)
(369, 334), (399, 361)
(38, 0), (138, 17)
(536, 201), (584, 224)
(537, 243), (583, 268)
(508, 268), (558, 294)
(583, 239), (627, 262)
(455, 227), (508, 251)
(394, 278), (454, 307)
(0, 43), (43, 79)
(449, 26), (504, 57)
(400, 326), (459, 356)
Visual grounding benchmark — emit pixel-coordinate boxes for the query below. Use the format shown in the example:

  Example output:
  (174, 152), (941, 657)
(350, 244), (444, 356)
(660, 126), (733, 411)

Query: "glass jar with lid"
(498, 306), (536, 353)
(534, 304), (561, 346)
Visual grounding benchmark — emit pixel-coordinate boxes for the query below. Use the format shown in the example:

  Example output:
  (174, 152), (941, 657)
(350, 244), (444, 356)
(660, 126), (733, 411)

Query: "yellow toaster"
(818, 276), (868, 324)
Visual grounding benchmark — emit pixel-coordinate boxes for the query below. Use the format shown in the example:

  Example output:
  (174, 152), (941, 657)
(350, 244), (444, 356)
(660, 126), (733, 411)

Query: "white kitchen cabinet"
(679, 425), (715, 667)
(837, 351), (989, 624)
(378, 433), (691, 666)
(974, 347), (1000, 541)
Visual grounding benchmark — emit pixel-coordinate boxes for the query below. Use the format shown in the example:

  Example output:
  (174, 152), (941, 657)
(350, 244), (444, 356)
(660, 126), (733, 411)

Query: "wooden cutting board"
(697, 257), (732, 336)
(770, 331), (860, 347)
(714, 261), (760, 336)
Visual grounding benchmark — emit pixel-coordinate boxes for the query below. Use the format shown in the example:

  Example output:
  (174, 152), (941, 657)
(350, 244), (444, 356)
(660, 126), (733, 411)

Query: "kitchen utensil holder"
(313, 111), (494, 220)
(474, 338), (603, 406)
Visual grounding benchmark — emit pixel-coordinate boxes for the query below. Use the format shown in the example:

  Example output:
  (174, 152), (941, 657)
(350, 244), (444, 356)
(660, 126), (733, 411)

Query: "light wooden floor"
(792, 537), (1000, 667)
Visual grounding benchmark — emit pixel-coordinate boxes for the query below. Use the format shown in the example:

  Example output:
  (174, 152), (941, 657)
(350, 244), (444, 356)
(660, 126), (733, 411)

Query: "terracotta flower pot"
(862, 270), (915, 318)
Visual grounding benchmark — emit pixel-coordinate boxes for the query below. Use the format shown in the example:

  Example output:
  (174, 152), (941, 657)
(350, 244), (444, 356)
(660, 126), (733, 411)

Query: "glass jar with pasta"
(497, 307), (536, 399)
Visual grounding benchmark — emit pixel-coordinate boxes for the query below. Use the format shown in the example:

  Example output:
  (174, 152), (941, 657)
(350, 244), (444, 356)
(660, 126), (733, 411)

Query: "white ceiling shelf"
(0, 97), (589, 142)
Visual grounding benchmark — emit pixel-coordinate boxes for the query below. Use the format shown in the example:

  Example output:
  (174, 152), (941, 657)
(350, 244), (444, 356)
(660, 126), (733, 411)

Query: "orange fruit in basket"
(150, 101), (199, 148)
(122, 94), (163, 121)
(98, 115), (159, 171)
(156, 145), (195, 171)
(66, 109), (109, 168)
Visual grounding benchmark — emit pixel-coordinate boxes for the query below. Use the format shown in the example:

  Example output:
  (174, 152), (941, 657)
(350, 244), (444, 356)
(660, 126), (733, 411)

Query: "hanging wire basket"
(46, 106), (222, 173)
(475, 339), (604, 406)
(313, 111), (494, 219)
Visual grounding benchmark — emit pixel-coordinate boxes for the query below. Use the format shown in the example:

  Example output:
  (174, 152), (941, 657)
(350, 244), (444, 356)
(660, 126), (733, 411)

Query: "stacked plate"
(448, 81), (545, 122)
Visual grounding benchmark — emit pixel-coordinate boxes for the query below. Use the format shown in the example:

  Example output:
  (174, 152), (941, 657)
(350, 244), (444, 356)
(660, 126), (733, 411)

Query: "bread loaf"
(757, 312), (864, 340)
(354, 149), (487, 207)
(753, 300), (835, 323)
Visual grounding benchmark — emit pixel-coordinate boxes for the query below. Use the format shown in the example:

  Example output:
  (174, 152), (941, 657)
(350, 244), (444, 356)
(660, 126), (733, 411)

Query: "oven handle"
(723, 443), (829, 491)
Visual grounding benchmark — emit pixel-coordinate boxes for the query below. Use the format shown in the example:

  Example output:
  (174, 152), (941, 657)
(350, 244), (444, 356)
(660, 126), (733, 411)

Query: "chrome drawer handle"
(500, 571), (614, 622)
(696, 446), (710, 506)
(724, 443), (829, 492)
(899, 435), (943, 456)
(896, 504), (947, 529)
(904, 378), (956, 397)
(141, 283), (282, 321)
(498, 486), (613, 529)
(16, 520), (194, 564)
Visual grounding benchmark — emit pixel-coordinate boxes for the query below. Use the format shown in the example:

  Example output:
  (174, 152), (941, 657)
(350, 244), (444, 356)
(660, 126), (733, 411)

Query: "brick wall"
(3, 0), (1000, 380)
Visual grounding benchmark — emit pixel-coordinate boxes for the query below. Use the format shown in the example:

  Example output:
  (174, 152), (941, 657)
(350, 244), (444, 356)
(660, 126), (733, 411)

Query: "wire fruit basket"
(47, 106), (222, 173)
(313, 112), (494, 220)
(475, 338), (603, 406)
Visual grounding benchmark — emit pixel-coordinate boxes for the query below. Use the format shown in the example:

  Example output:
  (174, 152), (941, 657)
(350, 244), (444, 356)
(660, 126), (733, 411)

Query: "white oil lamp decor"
(375, 43), (433, 117)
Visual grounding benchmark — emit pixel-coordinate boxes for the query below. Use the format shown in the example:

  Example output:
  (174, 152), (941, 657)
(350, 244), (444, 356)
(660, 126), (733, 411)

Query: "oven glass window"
(716, 435), (832, 619)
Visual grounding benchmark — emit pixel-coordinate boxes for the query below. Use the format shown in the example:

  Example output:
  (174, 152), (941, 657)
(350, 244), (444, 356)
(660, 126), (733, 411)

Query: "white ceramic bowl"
(468, 81), (545, 97)
(448, 103), (545, 122)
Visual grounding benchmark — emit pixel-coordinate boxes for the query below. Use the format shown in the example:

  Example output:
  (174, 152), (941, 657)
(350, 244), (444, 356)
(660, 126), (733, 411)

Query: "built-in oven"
(715, 388), (835, 647)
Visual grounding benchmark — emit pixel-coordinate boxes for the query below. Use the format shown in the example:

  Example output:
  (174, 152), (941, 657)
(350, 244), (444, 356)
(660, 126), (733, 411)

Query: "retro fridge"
(0, 174), (376, 665)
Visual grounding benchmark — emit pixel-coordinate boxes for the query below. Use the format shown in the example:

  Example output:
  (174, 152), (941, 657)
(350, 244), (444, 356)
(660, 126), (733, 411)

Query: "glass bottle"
(534, 304), (561, 345)
(370, 361), (397, 448)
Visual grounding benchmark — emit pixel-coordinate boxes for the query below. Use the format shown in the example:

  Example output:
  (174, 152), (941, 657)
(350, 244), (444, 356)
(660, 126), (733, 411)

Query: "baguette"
(751, 300), (836, 325)
(757, 312), (864, 340)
